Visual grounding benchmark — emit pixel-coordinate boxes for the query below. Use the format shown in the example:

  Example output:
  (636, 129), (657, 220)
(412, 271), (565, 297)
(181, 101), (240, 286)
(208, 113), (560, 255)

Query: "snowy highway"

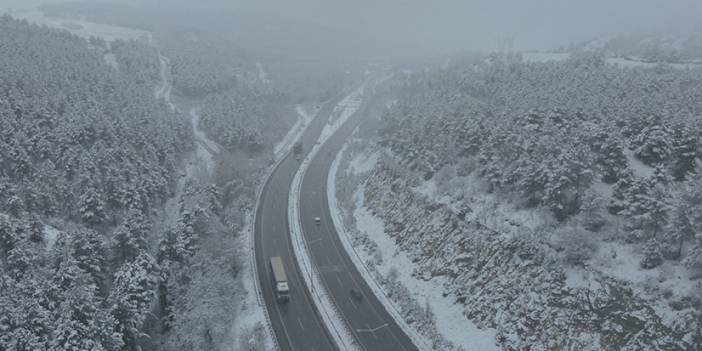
(254, 76), (418, 351)
(254, 94), (341, 351)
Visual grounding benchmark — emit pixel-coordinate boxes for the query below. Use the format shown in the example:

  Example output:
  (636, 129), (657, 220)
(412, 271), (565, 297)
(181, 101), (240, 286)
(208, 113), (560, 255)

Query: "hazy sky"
(226, 0), (702, 54)
(5, 0), (702, 59)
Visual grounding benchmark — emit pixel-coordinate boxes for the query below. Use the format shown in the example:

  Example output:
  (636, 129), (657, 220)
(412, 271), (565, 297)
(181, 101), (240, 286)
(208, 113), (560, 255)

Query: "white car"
(314, 217), (321, 225)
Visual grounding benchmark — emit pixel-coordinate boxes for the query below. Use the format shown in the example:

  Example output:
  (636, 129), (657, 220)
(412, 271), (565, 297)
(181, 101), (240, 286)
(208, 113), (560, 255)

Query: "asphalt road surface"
(299, 83), (418, 351)
(255, 97), (339, 351)
(255, 79), (418, 351)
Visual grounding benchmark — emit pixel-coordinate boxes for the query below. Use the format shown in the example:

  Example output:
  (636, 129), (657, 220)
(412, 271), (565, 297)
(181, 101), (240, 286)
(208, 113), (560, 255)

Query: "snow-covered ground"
(412, 167), (554, 237)
(232, 216), (274, 351)
(154, 45), (272, 350)
(104, 53), (118, 69)
(572, 148), (701, 328)
(328, 145), (433, 351)
(581, 36), (613, 51)
(522, 52), (571, 63)
(188, 108), (219, 178)
(155, 53), (175, 105)
(347, 150), (378, 175)
(319, 84), (365, 143)
(153, 54), (216, 181)
(255, 62), (271, 85)
(43, 224), (61, 251)
(356, 137), (700, 348)
(607, 57), (702, 69)
(13, 10), (152, 44)
(331, 147), (499, 350)
(522, 51), (702, 69)
(273, 104), (317, 159)
(7, 6), (273, 349)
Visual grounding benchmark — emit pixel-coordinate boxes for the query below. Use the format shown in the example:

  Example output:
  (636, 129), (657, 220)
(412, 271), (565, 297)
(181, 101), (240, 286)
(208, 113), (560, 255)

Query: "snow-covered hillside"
(576, 29), (702, 63)
(333, 55), (702, 350)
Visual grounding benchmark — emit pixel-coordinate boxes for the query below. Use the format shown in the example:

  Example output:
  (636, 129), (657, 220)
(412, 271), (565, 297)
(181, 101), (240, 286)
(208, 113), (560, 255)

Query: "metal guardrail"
(326, 151), (433, 351)
(253, 85), (368, 351)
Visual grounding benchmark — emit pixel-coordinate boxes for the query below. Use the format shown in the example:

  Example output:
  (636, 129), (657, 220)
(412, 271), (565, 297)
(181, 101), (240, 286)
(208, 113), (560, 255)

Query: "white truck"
(270, 256), (290, 302)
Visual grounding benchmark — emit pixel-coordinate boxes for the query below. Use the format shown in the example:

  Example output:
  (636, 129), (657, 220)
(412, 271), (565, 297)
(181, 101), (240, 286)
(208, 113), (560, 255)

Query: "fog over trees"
(1, 1), (701, 350)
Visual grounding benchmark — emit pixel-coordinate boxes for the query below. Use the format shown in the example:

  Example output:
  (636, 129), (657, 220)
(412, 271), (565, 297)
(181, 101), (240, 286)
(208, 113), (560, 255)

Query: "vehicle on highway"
(350, 288), (363, 301)
(293, 141), (303, 159)
(314, 217), (321, 225)
(270, 256), (290, 302)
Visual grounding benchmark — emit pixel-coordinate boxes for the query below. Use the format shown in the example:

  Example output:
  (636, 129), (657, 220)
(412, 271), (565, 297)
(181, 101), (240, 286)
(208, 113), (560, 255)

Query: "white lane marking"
(357, 323), (388, 336)
(312, 139), (413, 351)
(259, 190), (296, 350)
(292, 85), (387, 351)
(318, 265), (345, 273)
(298, 317), (305, 331)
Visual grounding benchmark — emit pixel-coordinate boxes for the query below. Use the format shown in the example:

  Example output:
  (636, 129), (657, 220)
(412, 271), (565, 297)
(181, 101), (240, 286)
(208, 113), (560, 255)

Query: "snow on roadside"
(347, 150), (378, 175)
(331, 146), (499, 350)
(231, 216), (274, 350)
(288, 117), (362, 351)
(273, 104), (317, 159)
(284, 82), (377, 351)
(330, 146), (433, 351)
(352, 187), (498, 350)
(319, 84), (365, 143)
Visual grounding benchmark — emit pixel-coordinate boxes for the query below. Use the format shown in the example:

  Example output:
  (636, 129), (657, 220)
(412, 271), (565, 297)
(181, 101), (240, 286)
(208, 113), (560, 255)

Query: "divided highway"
(254, 97), (338, 351)
(254, 80), (419, 351)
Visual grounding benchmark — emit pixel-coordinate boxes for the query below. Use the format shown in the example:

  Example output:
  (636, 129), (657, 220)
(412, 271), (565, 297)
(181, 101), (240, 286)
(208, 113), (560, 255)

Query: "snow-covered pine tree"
(663, 195), (696, 259)
(112, 209), (149, 264)
(669, 124), (700, 181)
(6, 246), (32, 280)
(27, 217), (44, 244)
(581, 192), (607, 232)
(78, 185), (107, 226)
(109, 253), (159, 350)
(640, 238), (663, 269)
(595, 131), (629, 184)
(0, 215), (21, 265)
(0, 277), (52, 351)
(156, 212), (198, 266)
(634, 122), (672, 166)
(50, 268), (121, 351)
(71, 228), (107, 289)
(685, 234), (702, 279)
(622, 178), (670, 241)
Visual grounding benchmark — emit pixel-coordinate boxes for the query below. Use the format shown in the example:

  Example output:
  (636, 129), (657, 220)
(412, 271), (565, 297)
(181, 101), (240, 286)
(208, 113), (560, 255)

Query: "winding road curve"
(255, 78), (419, 351)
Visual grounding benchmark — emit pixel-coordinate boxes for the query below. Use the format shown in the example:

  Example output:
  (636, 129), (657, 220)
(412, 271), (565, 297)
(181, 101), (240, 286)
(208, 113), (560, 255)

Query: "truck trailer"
(270, 256), (290, 302)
